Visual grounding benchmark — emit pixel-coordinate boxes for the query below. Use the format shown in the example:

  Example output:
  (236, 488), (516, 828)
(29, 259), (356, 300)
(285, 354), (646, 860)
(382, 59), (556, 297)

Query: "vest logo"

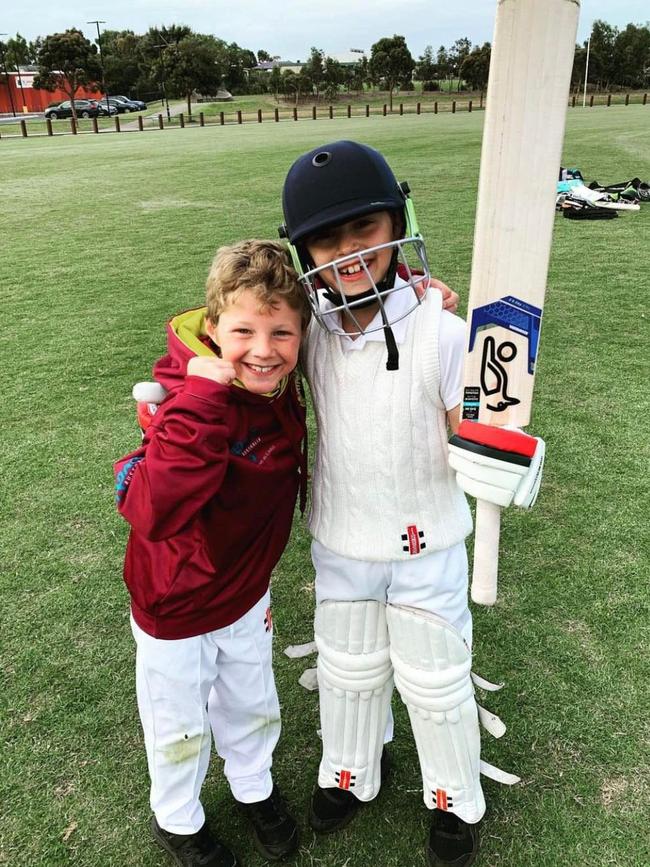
(434, 788), (453, 811)
(402, 525), (426, 555)
(335, 769), (355, 790)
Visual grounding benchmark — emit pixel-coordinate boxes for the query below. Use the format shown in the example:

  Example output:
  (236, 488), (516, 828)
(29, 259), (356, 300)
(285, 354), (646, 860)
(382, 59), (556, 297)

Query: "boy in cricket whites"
(279, 140), (544, 866)
(114, 240), (310, 867)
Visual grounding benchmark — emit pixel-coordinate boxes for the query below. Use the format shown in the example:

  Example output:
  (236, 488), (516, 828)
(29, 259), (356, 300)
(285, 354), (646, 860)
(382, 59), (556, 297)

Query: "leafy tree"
(323, 56), (343, 99)
(161, 34), (228, 115)
(5, 34), (32, 68)
(415, 45), (436, 82)
(448, 37), (472, 90)
(100, 30), (153, 97)
(247, 68), (270, 94)
(224, 42), (257, 93)
(148, 24), (193, 47)
(436, 45), (450, 86)
(1, 34), (33, 111)
(344, 58), (366, 95)
(281, 68), (300, 103)
(460, 43), (491, 91)
(257, 49), (272, 63)
(269, 64), (282, 101)
(304, 47), (325, 98)
(359, 56), (371, 90)
(369, 35), (414, 110)
(589, 20), (618, 90)
(33, 29), (102, 121)
(297, 67), (314, 102)
(614, 23), (650, 88)
(571, 43), (588, 92)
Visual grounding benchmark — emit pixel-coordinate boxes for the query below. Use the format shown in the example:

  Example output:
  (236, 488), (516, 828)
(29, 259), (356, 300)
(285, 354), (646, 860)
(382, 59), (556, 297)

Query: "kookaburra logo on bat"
(464, 295), (544, 417)
(480, 336), (521, 412)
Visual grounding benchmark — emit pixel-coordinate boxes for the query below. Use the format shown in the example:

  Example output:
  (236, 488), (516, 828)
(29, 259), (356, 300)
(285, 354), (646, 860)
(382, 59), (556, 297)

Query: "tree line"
(0, 20), (648, 119)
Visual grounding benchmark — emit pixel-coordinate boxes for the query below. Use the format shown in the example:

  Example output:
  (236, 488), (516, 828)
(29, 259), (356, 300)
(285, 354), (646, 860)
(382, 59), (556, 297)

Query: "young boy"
(279, 141), (544, 867)
(114, 240), (311, 867)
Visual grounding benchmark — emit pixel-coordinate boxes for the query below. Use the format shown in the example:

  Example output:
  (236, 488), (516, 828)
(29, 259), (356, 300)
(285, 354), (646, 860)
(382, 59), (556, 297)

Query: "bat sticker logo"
(481, 337), (521, 412)
(468, 295), (543, 374)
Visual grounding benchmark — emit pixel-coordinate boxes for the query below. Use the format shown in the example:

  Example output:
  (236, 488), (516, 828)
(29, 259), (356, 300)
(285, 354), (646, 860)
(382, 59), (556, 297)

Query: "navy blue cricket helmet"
(280, 140), (409, 244)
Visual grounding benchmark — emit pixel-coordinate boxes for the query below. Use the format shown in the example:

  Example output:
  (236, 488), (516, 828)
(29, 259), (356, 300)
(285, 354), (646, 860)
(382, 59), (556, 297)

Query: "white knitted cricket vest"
(303, 289), (473, 562)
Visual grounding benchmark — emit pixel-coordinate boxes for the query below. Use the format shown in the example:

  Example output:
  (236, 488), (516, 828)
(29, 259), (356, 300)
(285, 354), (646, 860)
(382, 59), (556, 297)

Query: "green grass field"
(1, 107), (649, 867)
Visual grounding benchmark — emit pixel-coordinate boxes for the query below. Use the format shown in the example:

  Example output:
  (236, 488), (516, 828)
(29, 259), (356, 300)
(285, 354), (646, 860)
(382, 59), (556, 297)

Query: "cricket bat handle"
(471, 499), (501, 606)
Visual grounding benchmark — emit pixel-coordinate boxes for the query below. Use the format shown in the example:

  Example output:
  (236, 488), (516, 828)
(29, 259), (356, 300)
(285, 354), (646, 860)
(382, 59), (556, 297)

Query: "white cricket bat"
(462, 0), (580, 605)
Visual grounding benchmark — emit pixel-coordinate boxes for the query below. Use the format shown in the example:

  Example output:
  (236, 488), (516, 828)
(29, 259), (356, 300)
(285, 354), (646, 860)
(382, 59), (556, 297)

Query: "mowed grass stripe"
(1, 107), (648, 866)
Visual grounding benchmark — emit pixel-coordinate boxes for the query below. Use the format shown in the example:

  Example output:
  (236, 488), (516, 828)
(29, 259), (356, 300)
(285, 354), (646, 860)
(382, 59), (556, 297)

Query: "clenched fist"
(187, 356), (237, 386)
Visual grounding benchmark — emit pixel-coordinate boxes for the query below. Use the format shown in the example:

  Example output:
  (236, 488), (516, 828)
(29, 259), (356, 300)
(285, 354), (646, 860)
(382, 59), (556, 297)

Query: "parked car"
(111, 94), (148, 111)
(96, 98), (130, 114)
(44, 99), (115, 119)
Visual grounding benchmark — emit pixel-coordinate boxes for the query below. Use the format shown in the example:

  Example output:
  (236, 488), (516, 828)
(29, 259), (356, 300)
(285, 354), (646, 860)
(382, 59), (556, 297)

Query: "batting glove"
(448, 421), (545, 509)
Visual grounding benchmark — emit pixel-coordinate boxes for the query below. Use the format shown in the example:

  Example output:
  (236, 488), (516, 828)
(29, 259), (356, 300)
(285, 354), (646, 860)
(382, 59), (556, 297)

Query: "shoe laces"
(180, 825), (224, 860)
(246, 788), (287, 829)
(433, 809), (464, 836)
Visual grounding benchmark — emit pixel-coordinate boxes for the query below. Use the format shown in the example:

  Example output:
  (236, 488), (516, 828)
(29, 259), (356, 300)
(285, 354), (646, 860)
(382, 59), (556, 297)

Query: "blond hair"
(205, 239), (310, 329)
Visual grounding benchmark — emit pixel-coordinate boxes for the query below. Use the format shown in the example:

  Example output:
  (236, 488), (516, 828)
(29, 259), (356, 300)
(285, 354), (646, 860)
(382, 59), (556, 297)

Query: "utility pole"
(87, 20), (110, 111)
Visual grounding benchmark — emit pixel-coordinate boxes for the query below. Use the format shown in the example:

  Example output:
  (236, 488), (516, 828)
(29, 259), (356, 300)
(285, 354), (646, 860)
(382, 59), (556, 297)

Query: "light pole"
(0, 35), (17, 117)
(582, 28), (591, 108)
(87, 20), (110, 111)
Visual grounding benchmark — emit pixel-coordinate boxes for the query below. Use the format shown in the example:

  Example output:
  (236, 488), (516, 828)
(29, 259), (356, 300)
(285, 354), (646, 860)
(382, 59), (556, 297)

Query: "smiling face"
(205, 291), (302, 394)
(305, 210), (398, 297)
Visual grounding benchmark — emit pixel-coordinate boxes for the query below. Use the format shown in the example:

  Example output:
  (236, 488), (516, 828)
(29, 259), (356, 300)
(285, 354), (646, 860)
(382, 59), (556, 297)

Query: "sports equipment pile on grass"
(1, 107), (648, 866)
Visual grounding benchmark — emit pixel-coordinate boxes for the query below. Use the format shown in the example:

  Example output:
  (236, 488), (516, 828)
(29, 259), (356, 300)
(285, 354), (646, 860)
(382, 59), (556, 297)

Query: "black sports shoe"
(309, 748), (391, 834)
(151, 817), (238, 867)
(237, 785), (299, 860)
(427, 810), (479, 867)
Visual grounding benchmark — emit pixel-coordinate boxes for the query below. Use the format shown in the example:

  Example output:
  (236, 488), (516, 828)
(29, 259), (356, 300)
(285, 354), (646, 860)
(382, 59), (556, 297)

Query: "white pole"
(582, 31), (591, 107)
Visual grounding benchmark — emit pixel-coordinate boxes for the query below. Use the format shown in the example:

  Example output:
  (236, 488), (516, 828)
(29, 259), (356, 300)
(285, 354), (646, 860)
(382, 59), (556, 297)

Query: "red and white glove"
(448, 421), (545, 509)
(132, 381), (168, 434)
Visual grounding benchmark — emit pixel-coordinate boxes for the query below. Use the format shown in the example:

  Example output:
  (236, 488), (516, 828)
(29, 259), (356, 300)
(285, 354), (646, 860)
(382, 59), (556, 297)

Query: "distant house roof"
(254, 60), (302, 71)
(328, 51), (367, 65)
(254, 52), (365, 73)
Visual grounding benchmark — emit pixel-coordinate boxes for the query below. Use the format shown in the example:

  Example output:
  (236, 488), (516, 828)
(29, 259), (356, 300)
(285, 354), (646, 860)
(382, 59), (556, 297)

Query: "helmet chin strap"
(322, 251), (401, 371)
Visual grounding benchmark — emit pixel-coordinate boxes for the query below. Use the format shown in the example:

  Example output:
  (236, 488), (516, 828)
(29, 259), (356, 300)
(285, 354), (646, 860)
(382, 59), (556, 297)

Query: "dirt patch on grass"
(139, 198), (221, 212)
(600, 774), (648, 813)
(564, 619), (605, 666)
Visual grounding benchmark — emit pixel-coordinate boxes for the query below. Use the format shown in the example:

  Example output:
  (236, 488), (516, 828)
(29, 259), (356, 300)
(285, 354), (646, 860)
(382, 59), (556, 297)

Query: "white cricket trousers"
(312, 539), (471, 641)
(312, 539), (472, 745)
(131, 590), (280, 835)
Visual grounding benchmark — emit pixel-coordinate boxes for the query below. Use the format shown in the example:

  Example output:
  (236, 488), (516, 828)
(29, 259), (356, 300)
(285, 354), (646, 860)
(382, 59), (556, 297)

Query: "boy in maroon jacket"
(114, 240), (310, 867)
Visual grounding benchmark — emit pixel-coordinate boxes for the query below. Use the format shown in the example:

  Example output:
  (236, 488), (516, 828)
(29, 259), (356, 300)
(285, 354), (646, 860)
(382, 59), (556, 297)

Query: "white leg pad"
(315, 600), (393, 801)
(386, 603), (485, 823)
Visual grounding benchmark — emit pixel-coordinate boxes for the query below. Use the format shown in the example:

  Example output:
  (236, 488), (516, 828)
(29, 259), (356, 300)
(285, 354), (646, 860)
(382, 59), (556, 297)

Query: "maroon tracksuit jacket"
(114, 309), (307, 640)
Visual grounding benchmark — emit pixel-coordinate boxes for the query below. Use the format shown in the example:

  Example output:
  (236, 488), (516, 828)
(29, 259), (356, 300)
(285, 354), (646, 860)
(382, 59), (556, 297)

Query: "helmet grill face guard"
(295, 234), (430, 337)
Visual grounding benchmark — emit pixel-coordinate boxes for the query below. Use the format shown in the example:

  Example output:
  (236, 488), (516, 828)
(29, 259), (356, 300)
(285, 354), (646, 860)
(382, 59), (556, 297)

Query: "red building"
(0, 70), (102, 113)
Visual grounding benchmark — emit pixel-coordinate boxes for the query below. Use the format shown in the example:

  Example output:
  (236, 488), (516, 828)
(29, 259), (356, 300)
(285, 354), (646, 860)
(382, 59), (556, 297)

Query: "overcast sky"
(3, 1), (648, 58)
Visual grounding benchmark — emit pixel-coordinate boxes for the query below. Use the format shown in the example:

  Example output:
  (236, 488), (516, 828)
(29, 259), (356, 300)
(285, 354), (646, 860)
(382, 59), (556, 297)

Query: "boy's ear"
(204, 317), (222, 356)
(392, 212), (406, 239)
